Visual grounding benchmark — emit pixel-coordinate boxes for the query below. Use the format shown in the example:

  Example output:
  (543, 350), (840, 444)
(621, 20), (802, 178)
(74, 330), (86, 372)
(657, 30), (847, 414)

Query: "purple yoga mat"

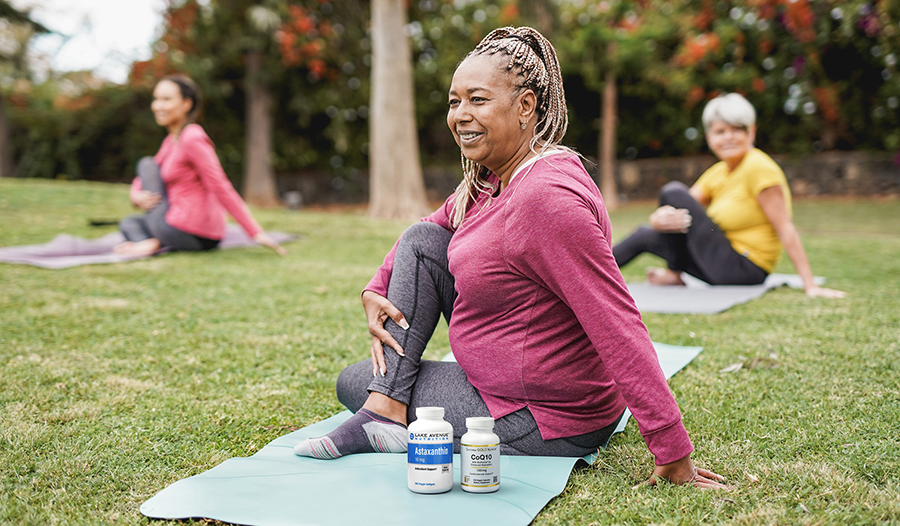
(0, 225), (297, 269)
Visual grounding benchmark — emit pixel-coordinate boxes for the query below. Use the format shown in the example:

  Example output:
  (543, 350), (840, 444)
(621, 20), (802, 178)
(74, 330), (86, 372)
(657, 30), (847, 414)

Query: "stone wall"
(609, 151), (900, 201)
(275, 151), (900, 207)
(772, 151), (899, 197)
(274, 165), (463, 207)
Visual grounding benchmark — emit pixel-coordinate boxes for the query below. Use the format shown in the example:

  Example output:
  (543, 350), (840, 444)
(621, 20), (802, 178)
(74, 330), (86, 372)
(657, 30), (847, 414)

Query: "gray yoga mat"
(140, 342), (701, 526)
(626, 273), (825, 314)
(0, 225), (298, 269)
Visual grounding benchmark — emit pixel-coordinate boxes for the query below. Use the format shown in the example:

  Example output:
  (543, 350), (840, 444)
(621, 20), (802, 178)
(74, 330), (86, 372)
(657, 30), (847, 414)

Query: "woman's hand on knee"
(362, 291), (409, 376)
(132, 190), (161, 211)
(650, 205), (692, 233)
(643, 454), (730, 490)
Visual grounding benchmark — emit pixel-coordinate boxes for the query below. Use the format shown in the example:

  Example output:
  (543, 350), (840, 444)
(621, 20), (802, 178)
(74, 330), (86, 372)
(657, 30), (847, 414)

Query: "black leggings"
(119, 157), (219, 251)
(337, 222), (620, 457)
(613, 182), (767, 285)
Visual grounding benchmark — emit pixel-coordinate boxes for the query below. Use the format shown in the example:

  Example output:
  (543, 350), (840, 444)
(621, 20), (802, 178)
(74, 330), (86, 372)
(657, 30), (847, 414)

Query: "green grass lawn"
(1, 178), (899, 525)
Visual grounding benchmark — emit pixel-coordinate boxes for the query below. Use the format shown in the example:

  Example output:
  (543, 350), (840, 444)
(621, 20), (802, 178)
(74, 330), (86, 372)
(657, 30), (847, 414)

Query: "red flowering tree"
(131, 0), (368, 207)
(557, 0), (900, 162)
(131, 0), (434, 215)
(10, 0), (900, 196)
(557, 0), (681, 207)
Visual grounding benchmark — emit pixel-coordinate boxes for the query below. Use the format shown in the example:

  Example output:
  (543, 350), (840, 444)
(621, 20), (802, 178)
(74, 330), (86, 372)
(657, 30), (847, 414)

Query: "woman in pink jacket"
(294, 27), (727, 490)
(114, 75), (284, 256)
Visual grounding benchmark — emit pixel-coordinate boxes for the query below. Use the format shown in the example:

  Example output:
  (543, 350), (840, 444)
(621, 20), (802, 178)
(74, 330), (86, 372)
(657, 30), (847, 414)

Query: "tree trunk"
(520, 0), (554, 36)
(0, 95), (14, 178)
(368, 0), (429, 220)
(599, 44), (618, 211)
(242, 49), (281, 207)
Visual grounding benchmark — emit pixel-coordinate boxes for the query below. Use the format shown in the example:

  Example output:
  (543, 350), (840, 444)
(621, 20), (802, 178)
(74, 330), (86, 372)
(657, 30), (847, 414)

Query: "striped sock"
(293, 408), (408, 459)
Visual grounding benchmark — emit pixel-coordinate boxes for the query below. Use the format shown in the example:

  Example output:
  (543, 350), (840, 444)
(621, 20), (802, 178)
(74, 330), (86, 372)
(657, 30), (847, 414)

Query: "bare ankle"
(647, 267), (685, 286)
(117, 238), (161, 257)
(362, 393), (408, 425)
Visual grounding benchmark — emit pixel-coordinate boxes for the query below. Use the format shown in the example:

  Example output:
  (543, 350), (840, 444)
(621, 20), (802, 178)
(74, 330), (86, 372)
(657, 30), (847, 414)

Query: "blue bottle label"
(407, 441), (452, 465)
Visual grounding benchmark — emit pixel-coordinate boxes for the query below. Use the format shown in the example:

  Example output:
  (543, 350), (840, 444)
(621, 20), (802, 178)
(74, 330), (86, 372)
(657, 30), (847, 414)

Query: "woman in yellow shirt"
(614, 93), (843, 298)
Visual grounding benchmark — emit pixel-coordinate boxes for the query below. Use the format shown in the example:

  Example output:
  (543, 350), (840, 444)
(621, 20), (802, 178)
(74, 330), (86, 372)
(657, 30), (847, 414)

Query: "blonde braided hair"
(449, 26), (569, 228)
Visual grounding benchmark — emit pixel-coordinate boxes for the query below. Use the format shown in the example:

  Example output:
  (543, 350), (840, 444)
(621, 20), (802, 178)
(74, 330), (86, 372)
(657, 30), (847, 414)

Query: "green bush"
(6, 0), (900, 187)
(7, 86), (162, 181)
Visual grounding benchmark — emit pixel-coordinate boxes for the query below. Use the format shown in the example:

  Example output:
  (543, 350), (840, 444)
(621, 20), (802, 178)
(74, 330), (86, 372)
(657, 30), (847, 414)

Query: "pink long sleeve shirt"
(366, 152), (693, 465)
(130, 124), (262, 240)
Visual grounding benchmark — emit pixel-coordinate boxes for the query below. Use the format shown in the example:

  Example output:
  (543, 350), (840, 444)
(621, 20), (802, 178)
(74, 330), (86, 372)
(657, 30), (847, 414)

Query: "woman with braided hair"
(295, 27), (727, 489)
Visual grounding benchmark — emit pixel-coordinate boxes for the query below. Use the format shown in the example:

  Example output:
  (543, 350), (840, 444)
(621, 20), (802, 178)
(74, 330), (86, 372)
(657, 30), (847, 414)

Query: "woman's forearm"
(778, 222), (816, 291)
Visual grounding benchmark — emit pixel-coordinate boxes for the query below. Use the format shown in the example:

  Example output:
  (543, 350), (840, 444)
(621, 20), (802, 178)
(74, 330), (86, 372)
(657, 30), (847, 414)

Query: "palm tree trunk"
(0, 95), (14, 177)
(368, 0), (429, 220)
(599, 43), (618, 210)
(242, 49), (281, 207)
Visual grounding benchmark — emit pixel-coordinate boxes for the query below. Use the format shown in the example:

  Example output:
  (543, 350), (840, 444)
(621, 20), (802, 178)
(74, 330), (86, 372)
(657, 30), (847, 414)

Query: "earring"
(520, 122), (527, 129)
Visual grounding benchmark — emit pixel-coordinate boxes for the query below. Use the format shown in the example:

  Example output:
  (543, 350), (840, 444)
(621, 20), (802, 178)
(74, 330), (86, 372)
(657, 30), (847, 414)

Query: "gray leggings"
(119, 157), (219, 251)
(337, 222), (619, 457)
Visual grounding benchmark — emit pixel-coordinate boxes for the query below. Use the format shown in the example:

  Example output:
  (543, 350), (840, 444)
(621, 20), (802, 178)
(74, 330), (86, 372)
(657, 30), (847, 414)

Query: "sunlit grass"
(1, 178), (898, 525)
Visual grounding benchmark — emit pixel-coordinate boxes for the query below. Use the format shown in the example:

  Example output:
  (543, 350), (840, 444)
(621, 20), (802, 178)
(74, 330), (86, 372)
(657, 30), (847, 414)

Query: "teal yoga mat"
(141, 342), (702, 525)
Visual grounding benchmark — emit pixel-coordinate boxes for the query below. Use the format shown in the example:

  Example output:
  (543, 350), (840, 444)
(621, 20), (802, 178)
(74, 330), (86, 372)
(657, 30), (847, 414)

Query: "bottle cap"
(465, 417), (495, 429)
(415, 406), (445, 418)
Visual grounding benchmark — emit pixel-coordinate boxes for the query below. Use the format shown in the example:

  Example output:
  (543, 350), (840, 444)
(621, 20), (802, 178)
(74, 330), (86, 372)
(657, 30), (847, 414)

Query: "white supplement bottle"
(460, 417), (500, 493)
(407, 406), (453, 494)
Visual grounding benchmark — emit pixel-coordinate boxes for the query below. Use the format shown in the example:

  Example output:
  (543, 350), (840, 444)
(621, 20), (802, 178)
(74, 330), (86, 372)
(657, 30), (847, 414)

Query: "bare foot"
(112, 241), (134, 254)
(647, 267), (686, 286)
(113, 238), (161, 257)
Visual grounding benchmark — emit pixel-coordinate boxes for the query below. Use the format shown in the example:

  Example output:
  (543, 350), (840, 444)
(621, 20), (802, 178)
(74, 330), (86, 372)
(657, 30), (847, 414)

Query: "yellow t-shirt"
(692, 148), (791, 273)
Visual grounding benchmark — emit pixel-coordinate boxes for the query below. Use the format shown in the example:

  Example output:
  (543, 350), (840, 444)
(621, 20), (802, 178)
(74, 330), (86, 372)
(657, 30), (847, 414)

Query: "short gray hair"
(702, 93), (756, 131)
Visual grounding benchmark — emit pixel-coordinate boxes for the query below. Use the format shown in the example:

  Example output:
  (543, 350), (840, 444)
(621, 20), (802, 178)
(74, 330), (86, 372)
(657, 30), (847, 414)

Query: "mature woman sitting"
(115, 75), (284, 257)
(294, 26), (727, 489)
(614, 93), (844, 298)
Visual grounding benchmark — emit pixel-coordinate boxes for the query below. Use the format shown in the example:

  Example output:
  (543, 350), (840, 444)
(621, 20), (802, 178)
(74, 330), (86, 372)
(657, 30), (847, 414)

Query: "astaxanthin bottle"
(407, 406), (453, 494)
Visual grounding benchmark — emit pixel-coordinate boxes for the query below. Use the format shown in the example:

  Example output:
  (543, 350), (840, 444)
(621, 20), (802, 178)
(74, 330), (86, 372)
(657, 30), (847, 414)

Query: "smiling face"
(447, 54), (534, 177)
(705, 120), (755, 168)
(151, 80), (193, 132)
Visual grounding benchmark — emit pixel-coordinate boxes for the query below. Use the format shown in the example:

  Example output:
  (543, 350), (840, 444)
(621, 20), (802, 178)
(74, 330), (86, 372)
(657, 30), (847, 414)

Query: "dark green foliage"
(174, 0), (374, 186)
(5, 1), (900, 189)
(0, 0), (48, 33)
(7, 86), (162, 181)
